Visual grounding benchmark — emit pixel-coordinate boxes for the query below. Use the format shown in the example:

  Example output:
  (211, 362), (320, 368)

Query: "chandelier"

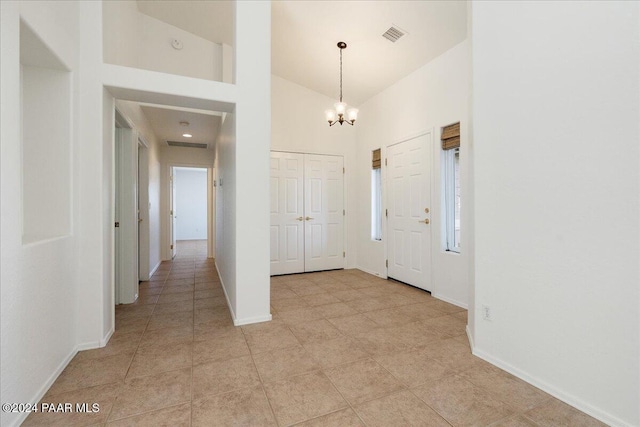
(325, 42), (358, 126)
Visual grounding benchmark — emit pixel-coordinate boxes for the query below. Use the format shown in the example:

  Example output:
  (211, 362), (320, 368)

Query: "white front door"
(270, 152), (305, 275)
(387, 132), (432, 291)
(269, 152), (344, 275)
(304, 154), (344, 272)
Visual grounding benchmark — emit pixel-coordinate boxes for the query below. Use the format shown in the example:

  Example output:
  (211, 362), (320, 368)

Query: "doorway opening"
(170, 166), (209, 260)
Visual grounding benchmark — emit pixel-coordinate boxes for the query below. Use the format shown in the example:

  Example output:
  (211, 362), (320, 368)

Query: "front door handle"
(419, 218), (430, 224)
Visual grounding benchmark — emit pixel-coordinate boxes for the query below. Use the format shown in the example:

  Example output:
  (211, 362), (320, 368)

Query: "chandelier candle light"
(325, 42), (358, 126)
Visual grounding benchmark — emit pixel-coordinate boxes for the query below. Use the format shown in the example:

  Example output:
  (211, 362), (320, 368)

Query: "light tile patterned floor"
(24, 240), (606, 426)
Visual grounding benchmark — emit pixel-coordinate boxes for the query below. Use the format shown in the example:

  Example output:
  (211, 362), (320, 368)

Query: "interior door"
(114, 127), (121, 304)
(137, 143), (141, 279)
(304, 154), (344, 272)
(270, 152), (305, 275)
(170, 168), (177, 259)
(387, 132), (432, 291)
(115, 125), (139, 304)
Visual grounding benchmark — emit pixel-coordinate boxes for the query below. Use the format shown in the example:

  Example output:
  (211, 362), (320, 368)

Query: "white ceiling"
(271, 1), (468, 106)
(135, 1), (467, 107)
(140, 104), (221, 149)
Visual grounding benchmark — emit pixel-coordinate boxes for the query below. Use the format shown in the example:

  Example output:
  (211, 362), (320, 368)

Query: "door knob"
(296, 217), (304, 221)
(419, 218), (430, 224)
(305, 216), (314, 221)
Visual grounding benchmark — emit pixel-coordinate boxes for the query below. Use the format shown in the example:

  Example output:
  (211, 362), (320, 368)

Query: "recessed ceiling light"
(183, 133), (192, 138)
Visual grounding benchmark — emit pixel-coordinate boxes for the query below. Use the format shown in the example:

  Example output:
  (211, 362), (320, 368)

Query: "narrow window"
(371, 149), (382, 241)
(442, 123), (461, 252)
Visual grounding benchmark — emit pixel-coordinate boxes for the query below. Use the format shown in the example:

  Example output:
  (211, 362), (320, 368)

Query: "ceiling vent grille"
(167, 141), (208, 149)
(382, 26), (406, 43)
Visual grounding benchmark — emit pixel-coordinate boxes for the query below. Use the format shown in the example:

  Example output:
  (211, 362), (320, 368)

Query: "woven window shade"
(372, 148), (381, 169)
(441, 122), (460, 150)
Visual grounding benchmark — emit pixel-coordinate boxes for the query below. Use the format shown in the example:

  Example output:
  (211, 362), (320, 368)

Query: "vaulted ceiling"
(136, 0), (467, 106)
(271, 1), (467, 106)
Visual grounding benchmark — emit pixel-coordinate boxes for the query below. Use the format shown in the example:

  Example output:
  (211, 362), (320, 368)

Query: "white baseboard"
(11, 325), (116, 426)
(233, 314), (272, 326)
(472, 347), (632, 427)
(215, 261), (273, 327)
(76, 340), (101, 351)
(355, 265), (387, 279)
(9, 345), (78, 427)
(215, 261), (237, 323)
(76, 325), (114, 351)
(465, 324), (475, 350)
(432, 292), (468, 310)
(100, 327), (114, 346)
(148, 260), (162, 278)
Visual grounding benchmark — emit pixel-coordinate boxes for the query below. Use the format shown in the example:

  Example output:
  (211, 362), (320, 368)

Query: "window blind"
(441, 122), (460, 150)
(372, 148), (381, 169)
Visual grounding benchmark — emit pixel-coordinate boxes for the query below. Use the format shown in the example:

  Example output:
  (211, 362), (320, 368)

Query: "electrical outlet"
(482, 304), (491, 321)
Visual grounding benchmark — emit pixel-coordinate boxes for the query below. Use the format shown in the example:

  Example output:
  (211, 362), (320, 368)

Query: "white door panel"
(115, 127), (139, 304)
(304, 154), (344, 272)
(270, 152), (345, 275)
(270, 152), (305, 275)
(387, 133), (432, 291)
(170, 168), (177, 259)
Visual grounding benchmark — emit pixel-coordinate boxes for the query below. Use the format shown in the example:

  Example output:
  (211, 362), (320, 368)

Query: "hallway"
(23, 241), (604, 426)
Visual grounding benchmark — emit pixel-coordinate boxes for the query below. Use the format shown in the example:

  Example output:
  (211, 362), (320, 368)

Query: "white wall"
(103, 1), (222, 81)
(1, 2), (257, 425)
(215, 113), (237, 313)
(214, 1), (272, 326)
(355, 40), (471, 308)
(175, 168), (208, 240)
(271, 75), (358, 268)
(1, 3), (80, 427)
(471, 2), (639, 426)
(232, 1), (272, 325)
(21, 65), (72, 243)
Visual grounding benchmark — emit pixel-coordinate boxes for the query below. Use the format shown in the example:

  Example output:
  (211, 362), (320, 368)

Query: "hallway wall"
(215, 113), (237, 317)
(1, 3), (80, 427)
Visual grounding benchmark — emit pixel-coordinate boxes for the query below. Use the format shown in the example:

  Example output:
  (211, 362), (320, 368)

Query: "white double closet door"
(270, 151), (344, 275)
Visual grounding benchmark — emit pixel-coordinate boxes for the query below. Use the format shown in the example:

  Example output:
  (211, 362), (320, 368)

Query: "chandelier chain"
(325, 41), (357, 127)
(339, 47), (343, 103)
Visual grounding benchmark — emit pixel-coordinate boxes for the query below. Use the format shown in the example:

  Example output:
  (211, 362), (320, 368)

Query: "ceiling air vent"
(382, 26), (406, 43)
(167, 141), (208, 149)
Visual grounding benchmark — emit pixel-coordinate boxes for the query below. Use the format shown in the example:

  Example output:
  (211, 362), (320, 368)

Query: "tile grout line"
(105, 268), (167, 424)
